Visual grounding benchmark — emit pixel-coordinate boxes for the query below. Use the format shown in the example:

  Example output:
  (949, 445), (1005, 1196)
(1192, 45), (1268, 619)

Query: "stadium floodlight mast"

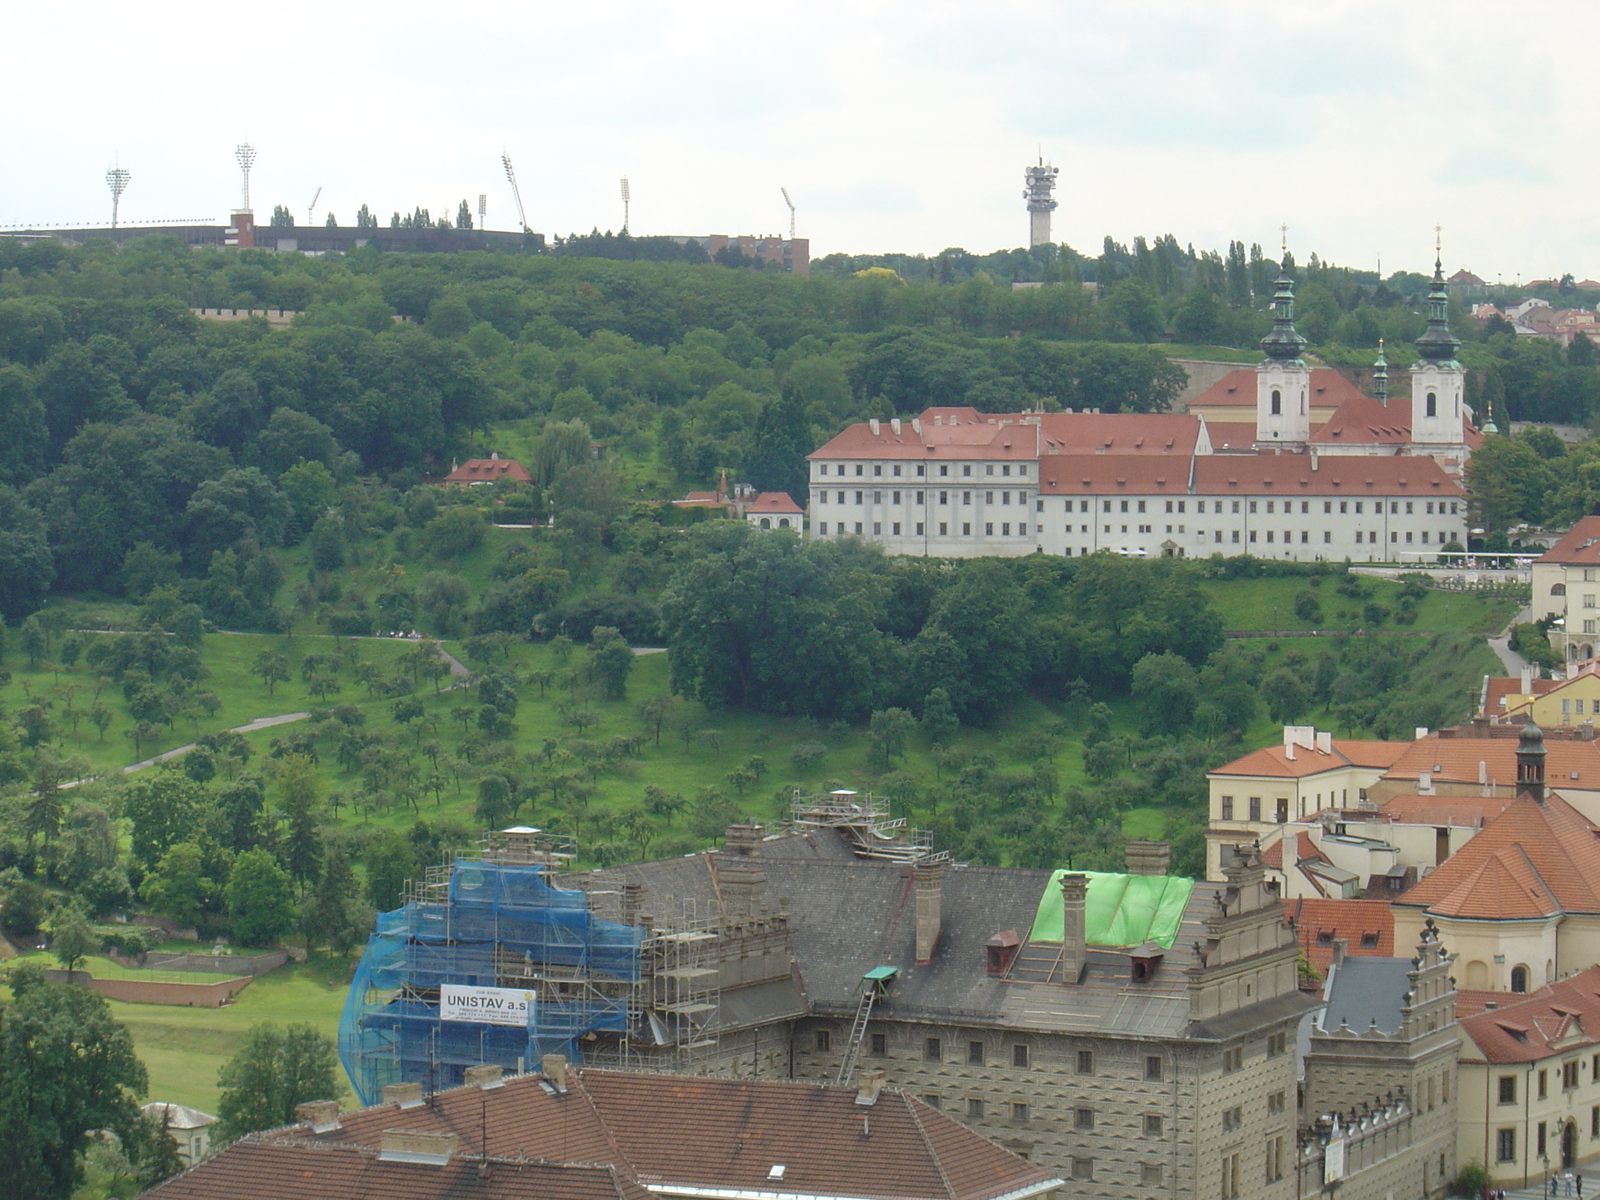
(620, 177), (631, 233)
(106, 163), (131, 229)
(235, 142), (257, 214)
(477, 193), (486, 230)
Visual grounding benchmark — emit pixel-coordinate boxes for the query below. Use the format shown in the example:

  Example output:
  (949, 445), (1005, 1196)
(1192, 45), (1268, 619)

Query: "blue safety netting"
(338, 858), (644, 1105)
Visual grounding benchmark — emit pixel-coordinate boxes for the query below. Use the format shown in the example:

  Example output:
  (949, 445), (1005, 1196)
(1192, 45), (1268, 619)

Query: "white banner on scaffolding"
(440, 984), (532, 1028)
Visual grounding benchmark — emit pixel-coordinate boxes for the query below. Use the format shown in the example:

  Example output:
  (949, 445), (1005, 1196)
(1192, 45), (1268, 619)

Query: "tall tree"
(214, 1023), (339, 1142)
(745, 390), (811, 501)
(226, 849), (295, 946)
(0, 964), (148, 1200)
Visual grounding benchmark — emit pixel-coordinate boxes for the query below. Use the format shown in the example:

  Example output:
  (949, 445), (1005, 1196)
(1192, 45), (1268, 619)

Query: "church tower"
(1411, 239), (1465, 447)
(1255, 254), (1311, 448)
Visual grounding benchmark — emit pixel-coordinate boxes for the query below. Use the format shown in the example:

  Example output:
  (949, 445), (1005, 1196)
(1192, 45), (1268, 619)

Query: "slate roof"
(141, 1102), (215, 1131)
(1283, 898), (1395, 977)
(1535, 516), (1600, 565)
(144, 1141), (651, 1200)
(585, 829), (1302, 1042)
(1458, 966), (1600, 1064)
(151, 1070), (1061, 1200)
(1319, 957), (1413, 1034)
(1395, 792), (1600, 919)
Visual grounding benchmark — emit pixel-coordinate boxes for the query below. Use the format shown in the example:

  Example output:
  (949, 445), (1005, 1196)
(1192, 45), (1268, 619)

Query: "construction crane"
(502, 153), (530, 233)
(306, 185), (322, 226)
(780, 187), (796, 240)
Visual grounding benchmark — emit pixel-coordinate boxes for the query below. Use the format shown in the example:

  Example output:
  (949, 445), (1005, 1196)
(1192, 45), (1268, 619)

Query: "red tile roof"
(1379, 793), (1514, 827)
(442, 458), (532, 485)
(1458, 966), (1600, 1063)
(221, 1069), (1058, 1200)
(1310, 395), (1412, 445)
(746, 492), (803, 514)
(1482, 676), (1558, 718)
(1209, 739), (1410, 781)
(1204, 421), (1258, 450)
(1536, 516), (1600, 565)
(1381, 734), (1600, 790)
(1034, 453), (1461, 498)
(810, 409), (1204, 463)
(1190, 368), (1369, 411)
(144, 1139), (653, 1200)
(1396, 792), (1600, 919)
(1283, 898), (1396, 976)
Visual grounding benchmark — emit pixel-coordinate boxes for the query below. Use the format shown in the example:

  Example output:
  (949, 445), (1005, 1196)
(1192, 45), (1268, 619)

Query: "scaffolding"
(338, 828), (720, 1105)
(791, 789), (949, 865)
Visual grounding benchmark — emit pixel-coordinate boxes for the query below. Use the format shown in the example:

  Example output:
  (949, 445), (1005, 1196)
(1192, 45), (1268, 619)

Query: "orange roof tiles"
(1483, 676), (1559, 717)
(1209, 739), (1410, 780)
(442, 458), (532, 484)
(1459, 966), (1600, 1063)
(1380, 793), (1514, 827)
(1311, 395), (1412, 445)
(1396, 792), (1600, 919)
(1382, 734), (1600, 789)
(1537, 516), (1600, 566)
(746, 492), (803, 514)
(1191, 368), (1370, 411)
(1283, 898), (1396, 976)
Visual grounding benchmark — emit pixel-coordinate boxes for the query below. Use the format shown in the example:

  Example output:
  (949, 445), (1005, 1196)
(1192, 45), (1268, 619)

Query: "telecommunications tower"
(106, 163), (131, 229)
(1023, 156), (1058, 247)
(235, 143), (257, 214)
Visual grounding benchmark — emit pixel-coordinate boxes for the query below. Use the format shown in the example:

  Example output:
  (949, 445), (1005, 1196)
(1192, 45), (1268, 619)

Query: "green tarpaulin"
(1026, 871), (1194, 950)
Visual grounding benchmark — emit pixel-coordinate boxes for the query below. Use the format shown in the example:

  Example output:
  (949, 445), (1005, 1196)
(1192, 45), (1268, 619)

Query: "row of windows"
(835, 1031), (1166, 1080)
(815, 521), (1031, 538)
(1499, 1057), (1600, 1106)
(817, 462), (1029, 478)
(1218, 1138), (1289, 1199)
(1496, 1109), (1600, 1164)
(816, 490), (1030, 506)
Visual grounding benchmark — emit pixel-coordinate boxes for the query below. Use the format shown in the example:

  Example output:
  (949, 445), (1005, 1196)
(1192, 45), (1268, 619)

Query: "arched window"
(1553, 583), (1567, 596)
(759, 518), (771, 530)
(1270, 389), (1282, 416)
(1426, 392), (1437, 417)
(1511, 964), (1529, 993)
(778, 518), (790, 529)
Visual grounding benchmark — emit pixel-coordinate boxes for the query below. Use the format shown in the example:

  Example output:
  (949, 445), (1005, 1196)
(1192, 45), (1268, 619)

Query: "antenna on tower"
(235, 143), (257, 215)
(620, 177), (631, 234)
(306, 185), (322, 226)
(780, 187), (796, 240)
(477, 193), (487, 230)
(501, 153), (530, 233)
(1023, 158), (1058, 248)
(106, 162), (131, 230)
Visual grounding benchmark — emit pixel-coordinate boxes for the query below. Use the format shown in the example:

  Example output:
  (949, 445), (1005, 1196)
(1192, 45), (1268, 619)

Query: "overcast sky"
(2, 0), (1592, 281)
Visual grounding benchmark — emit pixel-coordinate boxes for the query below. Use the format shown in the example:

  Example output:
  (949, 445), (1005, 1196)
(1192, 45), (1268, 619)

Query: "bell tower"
(1411, 231), (1465, 447)
(1255, 237), (1311, 449)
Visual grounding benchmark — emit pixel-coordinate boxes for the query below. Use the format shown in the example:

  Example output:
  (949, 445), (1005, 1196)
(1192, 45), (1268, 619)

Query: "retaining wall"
(44, 969), (254, 1007)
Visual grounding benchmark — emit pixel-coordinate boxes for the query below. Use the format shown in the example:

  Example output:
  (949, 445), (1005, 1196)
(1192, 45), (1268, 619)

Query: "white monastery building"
(806, 255), (1478, 561)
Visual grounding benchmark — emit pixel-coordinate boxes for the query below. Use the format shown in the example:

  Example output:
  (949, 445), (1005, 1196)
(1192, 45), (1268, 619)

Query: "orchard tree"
(215, 1023), (339, 1142)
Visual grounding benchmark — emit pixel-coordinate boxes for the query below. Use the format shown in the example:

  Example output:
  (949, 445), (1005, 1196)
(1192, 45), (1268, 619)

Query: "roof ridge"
(903, 1090), (957, 1200)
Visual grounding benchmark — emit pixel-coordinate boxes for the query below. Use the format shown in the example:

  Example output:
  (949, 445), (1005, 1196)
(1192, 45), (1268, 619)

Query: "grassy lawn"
(1162, 344), (1263, 364)
(1198, 575), (1517, 634)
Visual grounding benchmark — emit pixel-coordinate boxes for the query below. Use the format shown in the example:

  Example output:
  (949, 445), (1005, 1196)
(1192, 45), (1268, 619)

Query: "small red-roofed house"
(744, 492), (803, 531)
(439, 454), (533, 486)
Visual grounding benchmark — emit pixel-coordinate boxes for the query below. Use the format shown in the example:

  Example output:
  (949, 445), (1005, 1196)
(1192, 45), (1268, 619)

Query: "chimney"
(856, 1068), (887, 1105)
(914, 861), (944, 964)
(1521, 666), (1533, 693)
(1060, 873), (1088, 985)
(382, 1082), (425, 1109)
(869, 418), (880, 435)
(1286, 741), (1295, 761)
(1311, 451), (1319, 471)
(720, 823), (766, 917)
(1479, 760), (1488, 786)
(294, 1100), (341, 1133)
(1331, 938), (1348, 966)
(541, 1053), (569, 1092)
(1124, 840), (1171, 877)
(1415, 727), (1430, 741)
(1418, 771), (1433, 794)
(1317, 731), (1332, 754)
(464, 1064), (504, 1089)
(378, 1130), (458, 1165)
(891, 418), (902, 435)
(911, 418), (922, 434)
(621, 881), (645, 928)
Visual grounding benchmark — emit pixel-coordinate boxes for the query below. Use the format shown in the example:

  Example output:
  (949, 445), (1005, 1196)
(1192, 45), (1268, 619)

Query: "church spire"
(1259, 240), (1308, 363)
(1414, 227), (1461, 365)
(1373, 339), (1388, 404)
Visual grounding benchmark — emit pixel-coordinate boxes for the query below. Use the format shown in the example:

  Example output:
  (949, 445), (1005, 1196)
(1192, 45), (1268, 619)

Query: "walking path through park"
(54, 633), (470, 790)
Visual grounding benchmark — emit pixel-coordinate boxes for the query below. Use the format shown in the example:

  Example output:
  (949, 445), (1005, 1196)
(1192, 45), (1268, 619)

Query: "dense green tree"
(0, 488), (53, 620)
(587, 625), (634, 699)
(46, 904), (99, 976)
(226, 849), (295, 946)
(0, 965), (148, 1200)
(869, 707), (917, 769)
(120, 772), (209, 867)
(365, 830), (421, 912)
(746, 390), (811, 501)
(214, 1023), (339, 1142)
(139, 842), (213, 929)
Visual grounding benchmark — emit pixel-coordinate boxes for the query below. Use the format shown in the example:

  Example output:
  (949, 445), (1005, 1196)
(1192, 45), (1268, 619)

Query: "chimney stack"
(295, 1100), (341, 1133)
(1060, 873), (1088, 985)
(541, 1053), (569, 1092)
(1124, 840), (1171, 876)
(621, 881), (645, 928)
(1331, 938), (1348, 967)
(856, 1068), (887, 1105)
(914, 861), (944, 964)
(381, 1082), (425, 1109)
(720, 824), (767, 917)
(464, 1064), (504, 1089)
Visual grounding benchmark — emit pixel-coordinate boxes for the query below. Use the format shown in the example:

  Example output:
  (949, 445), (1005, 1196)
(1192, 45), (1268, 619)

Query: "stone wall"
(45, 969), (254, 1007)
